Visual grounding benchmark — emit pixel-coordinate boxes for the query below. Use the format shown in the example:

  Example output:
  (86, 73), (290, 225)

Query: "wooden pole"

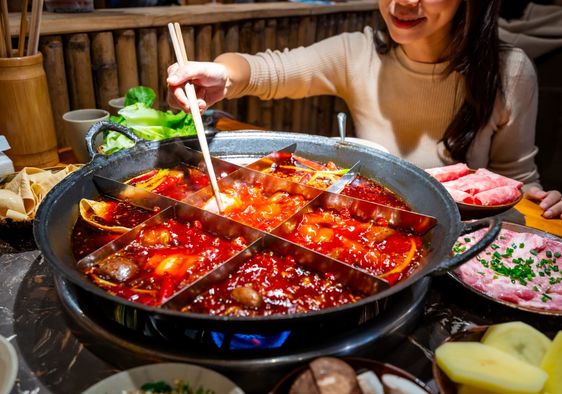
(40, 35), (70, 147)
(247, 19), (264, 127)
(65, 33), (96, 109)
(224, 23), (239, 118)
(137, 28), (159, 105)
(260, 18), (276, 129)
(181, 25), (195, 62)
(272, 17), (288, 131)
(92, 31), (119, 112)
(157, 26), (172, 109)
(212, 24), (224, 110)
(195, 24), (212, 61)
(115, 29), (139, 96)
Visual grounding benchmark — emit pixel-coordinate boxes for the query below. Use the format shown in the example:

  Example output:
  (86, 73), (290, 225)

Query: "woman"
(167, 0), (562, 219)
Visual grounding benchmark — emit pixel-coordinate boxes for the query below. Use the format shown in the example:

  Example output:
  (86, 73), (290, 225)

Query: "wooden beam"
(8, 1), (378, 36)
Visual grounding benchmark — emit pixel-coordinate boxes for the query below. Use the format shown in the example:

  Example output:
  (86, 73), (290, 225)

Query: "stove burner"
(55, 275), (430, 393)
(211, 331), (292, 350)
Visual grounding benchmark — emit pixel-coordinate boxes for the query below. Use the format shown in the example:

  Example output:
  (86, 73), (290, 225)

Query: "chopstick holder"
(168, 22), (225, 212)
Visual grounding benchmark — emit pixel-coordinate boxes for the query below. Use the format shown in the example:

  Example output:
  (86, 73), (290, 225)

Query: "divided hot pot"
(34, 122), (501, 335)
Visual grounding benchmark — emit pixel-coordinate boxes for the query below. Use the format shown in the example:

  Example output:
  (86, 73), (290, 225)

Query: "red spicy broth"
(184, 249), (364, 316)
(284, 207), (423, 285)
(80, 218), (247, 306)
(212, 181), (311, 231)
(342, 175), (410, 210)
(125, 165), (211, 201)
(259, 153), (343, 189)
(72, 199), (155, 260)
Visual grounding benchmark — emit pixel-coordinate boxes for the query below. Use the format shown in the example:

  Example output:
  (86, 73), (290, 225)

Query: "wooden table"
(514, 197), (562, 237)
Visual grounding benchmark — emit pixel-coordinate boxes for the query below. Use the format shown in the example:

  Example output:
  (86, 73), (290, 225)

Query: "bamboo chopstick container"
(0, 53), (59, 168)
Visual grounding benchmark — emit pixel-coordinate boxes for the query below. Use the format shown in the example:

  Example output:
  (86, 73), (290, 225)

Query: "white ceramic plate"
(0, 335), (18, 394)
(331, 136), (389, 153)
(82, 363), (245, 394)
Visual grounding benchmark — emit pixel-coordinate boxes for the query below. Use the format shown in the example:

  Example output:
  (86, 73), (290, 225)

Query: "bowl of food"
(425, 163), (523, 218)
(451, 221), (562, 316)
(82, 362), (244, 394)
(0, 335), (18, 394)
(271, 356), (431, 394)
(433, 322), (561, 394)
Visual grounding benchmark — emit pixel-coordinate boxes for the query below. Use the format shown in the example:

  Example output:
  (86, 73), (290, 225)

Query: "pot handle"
(430, 216), (502, 275)
(85, 121), (142, 159)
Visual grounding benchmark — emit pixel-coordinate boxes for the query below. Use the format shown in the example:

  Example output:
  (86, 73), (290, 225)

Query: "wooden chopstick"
(27, 0), (43, 56)
(167, 22), (225, 213)
(18, 0), (29, 57)
(0, 0), (12, 57)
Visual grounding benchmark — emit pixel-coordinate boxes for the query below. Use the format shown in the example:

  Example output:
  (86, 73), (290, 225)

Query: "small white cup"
(108, 97), (125, 115)
(62, 109), (109, 163)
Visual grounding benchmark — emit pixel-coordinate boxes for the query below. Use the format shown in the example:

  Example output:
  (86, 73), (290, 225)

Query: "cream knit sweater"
(232, 26), (540, 187)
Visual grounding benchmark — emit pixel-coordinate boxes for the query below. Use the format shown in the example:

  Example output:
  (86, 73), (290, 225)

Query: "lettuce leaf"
(124, 86), (156, 107)
(101, 89), (196, 155)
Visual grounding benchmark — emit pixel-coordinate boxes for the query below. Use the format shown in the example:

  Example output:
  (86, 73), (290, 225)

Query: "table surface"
(2, 121), (562, 394)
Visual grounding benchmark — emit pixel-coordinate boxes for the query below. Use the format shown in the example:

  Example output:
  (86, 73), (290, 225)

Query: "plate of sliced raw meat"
(426, 164), (523, 218)
(451, 222), (562, 315)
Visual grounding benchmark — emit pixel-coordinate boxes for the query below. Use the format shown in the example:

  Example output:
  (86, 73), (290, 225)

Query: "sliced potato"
(540, 331), (562, 394)
(482, 322), (551, 366)
(435, 342), (547, 394)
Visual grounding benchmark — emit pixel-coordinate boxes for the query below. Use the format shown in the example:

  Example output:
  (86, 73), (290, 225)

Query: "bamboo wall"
(8, 1), (378, 148)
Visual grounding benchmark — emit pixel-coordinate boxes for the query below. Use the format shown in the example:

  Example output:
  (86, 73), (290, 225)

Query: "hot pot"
(33, 122), (500, 335)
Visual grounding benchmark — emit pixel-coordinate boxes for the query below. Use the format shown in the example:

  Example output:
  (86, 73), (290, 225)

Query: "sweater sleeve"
(227, 30), (370, 101)
(471, 48), (541, 189)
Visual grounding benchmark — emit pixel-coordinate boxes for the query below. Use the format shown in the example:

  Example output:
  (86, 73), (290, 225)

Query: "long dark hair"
(375, 1), (503, 162)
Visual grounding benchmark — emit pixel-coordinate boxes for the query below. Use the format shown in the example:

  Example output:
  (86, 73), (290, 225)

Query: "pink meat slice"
(475, 168), (523, 190)
(454, 228), (562, 312)
(426, 163), (470, 182)
(443, 185), (474, 204)
(473, 185), (522, 206)
(443, 173), (501, 195)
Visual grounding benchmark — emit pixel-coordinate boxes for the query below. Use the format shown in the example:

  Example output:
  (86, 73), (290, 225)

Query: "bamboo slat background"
(8, 1), (379, 148)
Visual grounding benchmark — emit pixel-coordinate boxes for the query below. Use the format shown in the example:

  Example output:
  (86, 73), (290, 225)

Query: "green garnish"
(140, 381), (173, 392)
(542, 293), (552, 303)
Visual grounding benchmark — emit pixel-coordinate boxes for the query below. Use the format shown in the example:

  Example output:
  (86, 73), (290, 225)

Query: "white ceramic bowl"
(82, 363), (245, 394)
(0, 335), (18, 394)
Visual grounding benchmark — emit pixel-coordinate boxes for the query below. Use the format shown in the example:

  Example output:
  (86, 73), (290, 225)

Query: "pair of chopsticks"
(167, 22), (225, 212)
(0, 0), (41, 58)
(26, 0), (43, 56)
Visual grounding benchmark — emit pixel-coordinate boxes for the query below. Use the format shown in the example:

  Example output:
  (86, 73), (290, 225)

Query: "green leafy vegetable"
(125, 85), (156, 107)
(138, 379), (216, 394)
(102, 87), (196, 154)
(140, 380), (173, 393)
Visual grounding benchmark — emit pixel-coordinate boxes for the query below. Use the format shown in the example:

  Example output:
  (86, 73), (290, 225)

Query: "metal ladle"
(337, 112), (347, 143)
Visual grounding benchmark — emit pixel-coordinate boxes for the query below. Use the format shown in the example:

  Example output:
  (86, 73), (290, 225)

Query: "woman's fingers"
(524, 187), (562, 219)
(524, 186), (547, 201)
(532, 189), (562, 219)
(168, 85), (207, 113)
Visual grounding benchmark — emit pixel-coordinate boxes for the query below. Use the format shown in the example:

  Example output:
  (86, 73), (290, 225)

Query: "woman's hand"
(166, 61), (229, 113)
(525, 186), (562, 219)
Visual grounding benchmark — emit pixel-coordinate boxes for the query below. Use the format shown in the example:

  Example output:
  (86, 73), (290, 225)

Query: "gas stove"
(55, 275), (430, 393)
